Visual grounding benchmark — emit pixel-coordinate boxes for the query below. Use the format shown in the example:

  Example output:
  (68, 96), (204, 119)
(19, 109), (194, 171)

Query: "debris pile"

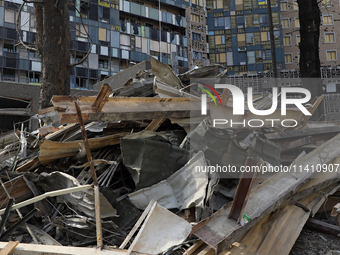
(1, 58), (340, 255)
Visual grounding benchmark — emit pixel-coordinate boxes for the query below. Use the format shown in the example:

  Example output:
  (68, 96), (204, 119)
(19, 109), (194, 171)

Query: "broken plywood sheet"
(192, 133), (340, 254)
(50, 96), (200, 123)
(223, 183), (340, 255)
(129, 151), (217, 211)
(39, 132), (128, 164)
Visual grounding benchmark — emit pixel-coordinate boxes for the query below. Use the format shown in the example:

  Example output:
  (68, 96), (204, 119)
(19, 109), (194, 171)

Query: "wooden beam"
(75, 101), (102, 247)
(0, 242), (128, 255)
(39, 132), (129, 165)
(228, 158), (258, 223)
(50, 96), (200, 123)
(223, 183), (340, 255)
(305, 218), (340, 237)
(92, 84), (112, 112)
(0, 241), (19, 255)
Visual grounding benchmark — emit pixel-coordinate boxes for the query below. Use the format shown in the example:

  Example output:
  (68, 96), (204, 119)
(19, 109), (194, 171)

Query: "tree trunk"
(34, 0), (70, 109)
(297, 0), (322, 98)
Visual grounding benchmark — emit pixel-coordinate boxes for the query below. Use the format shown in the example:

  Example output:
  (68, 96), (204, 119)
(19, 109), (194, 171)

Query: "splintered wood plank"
(192, 133), (340, 254)
(39, 132), (129, 164)
(92, 84), (112, 112)
(50, 96), (200, 123)
(0, 241), (19, 255)
(223, 183), (340, 255)
(0, 242), (127, 255)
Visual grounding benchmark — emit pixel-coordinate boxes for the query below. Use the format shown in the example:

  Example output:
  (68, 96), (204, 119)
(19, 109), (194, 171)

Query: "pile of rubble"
(1, 57), (340, 255)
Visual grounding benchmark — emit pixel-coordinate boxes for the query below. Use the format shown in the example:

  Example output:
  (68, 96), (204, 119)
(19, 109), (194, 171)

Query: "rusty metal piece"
(92, 84), (112, 112)
(228, 158), (258, 223)
(74, 101), (102, 247)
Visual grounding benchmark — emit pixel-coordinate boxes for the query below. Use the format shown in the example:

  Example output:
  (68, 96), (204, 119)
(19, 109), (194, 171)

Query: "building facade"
(206, 0), (285, 76)
(281, 0), (340, 71)
(0, 0), (208, 90)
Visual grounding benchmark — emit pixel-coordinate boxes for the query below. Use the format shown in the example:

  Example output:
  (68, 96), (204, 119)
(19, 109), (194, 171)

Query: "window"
(235, 0), (244, 10)
(5, 9), (15, 23)
(253, 14), (260, 26)
(99, 58), (109, 69)
(281, 18), (289, 28)
(327, 50), (337, 60)
(323, 15), (333, 25)
(293, 0), (298, 10)
(280, 1), (288, 11)
(215, 52), (226, 63)
(325, 33), (335, 43)
(285, 53), (293, 63)
(322, 0), (332, 7)
(237, 33), (246, 47)
(295, 18), (300, 27)
(246, 33), (254, 45)
(296, 35), (300, 45)
(76, 24), (88, 38)
(193, 51), (202, 60)
(192, 32), (202, 41)
(261, 31), (268, 41)
(245, 14), (253, 27)
(99, 28), (107, 41)
(247, 51), (255, 64)
(191, 13), (200, 23)
(215, 35), (224, 44)
(283, 36), (291, 46)
(297, 52), (300, 62)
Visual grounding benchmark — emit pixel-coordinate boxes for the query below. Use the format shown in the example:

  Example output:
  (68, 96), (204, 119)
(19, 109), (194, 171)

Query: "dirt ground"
(290, 212), (340, 255)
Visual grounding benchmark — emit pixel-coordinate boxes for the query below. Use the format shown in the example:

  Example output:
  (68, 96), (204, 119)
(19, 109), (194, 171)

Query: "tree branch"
(16, 1), (38, 51)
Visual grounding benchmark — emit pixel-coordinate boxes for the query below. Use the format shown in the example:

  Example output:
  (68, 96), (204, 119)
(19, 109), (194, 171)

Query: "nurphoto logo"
(199, 83), (312, 128)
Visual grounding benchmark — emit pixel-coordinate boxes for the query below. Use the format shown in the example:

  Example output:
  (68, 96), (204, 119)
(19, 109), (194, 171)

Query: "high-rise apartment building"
(206, 0), (285, 76)
(281, 0), (340, 71)
(0, 0), (207, 90)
